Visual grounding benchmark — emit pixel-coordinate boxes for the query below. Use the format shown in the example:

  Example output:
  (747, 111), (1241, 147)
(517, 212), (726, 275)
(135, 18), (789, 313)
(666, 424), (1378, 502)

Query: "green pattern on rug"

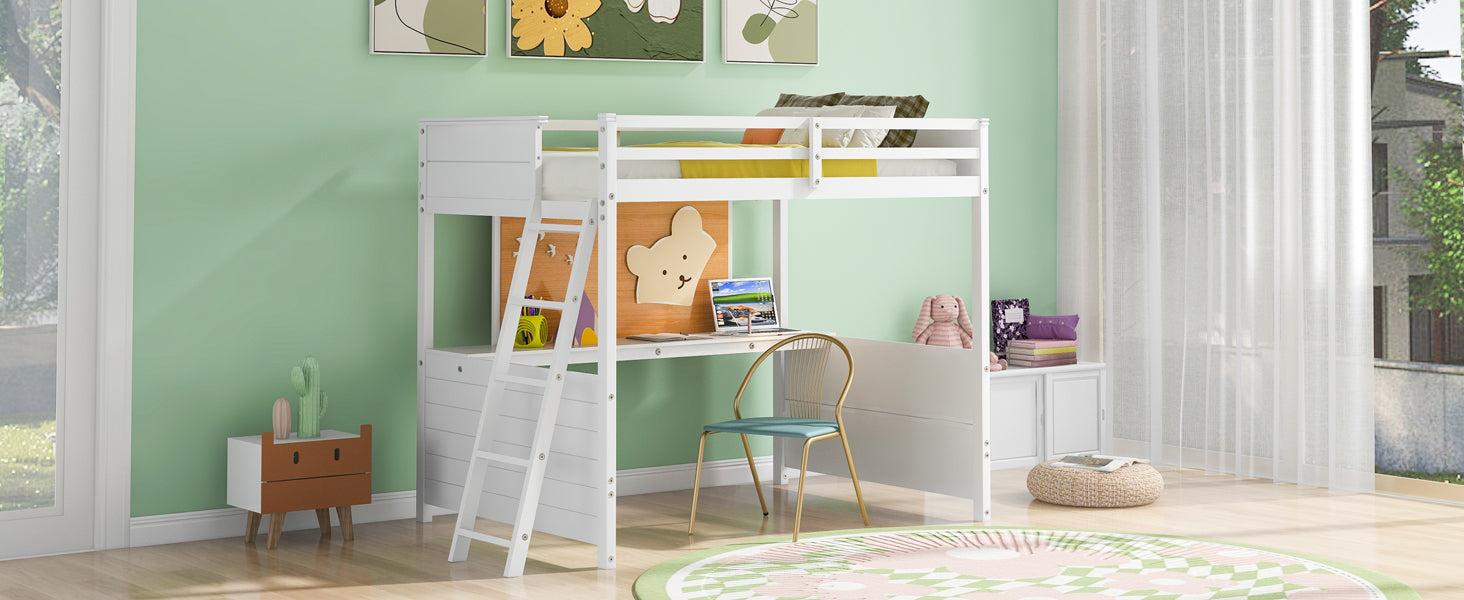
(634, 526), (1419, 599)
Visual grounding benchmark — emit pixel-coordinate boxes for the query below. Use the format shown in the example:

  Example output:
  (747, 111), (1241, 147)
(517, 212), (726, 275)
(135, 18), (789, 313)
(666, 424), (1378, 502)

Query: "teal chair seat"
(704, 417), (839, 439)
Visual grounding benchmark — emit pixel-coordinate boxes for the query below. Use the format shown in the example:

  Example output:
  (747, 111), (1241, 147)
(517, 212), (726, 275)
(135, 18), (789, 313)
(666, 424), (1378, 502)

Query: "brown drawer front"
(263, 426), (372, 482)
(261, 473), (370, 513)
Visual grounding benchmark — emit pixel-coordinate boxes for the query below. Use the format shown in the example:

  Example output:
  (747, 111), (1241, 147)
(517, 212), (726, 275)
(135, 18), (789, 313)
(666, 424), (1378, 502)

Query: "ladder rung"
(500, 374), (549, 388)
(455, 528), (511, 547)
(474, 450), (531, 467)
(517, 298), (567, 312)
(527, 222), (585, 234)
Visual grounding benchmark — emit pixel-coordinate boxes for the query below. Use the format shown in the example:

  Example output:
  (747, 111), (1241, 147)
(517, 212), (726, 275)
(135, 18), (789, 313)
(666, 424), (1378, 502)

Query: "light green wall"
(132, 0), (1057, 517)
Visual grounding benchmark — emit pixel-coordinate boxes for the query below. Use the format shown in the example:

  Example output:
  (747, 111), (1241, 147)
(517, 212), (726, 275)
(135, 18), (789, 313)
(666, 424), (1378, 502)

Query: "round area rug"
(634, 526), (1418, 599)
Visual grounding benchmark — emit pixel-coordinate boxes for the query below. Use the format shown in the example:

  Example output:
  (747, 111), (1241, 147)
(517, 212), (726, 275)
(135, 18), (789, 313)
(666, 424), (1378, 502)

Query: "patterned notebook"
(990, 298), (1029, 355)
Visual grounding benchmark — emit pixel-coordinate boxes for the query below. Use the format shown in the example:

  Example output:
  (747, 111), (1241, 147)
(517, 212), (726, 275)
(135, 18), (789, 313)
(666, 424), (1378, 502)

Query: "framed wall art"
(509, 0), (704, 62)
(371, 0), (488, 56)
(724, 0), (817, 65)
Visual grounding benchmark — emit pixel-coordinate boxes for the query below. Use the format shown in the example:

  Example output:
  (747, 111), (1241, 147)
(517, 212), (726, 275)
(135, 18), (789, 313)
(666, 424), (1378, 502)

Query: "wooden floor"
(4, 468), (1464, 599)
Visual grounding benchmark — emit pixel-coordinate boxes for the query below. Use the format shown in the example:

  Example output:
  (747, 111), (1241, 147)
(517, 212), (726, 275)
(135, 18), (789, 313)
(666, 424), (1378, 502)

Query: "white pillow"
(751, 106), (864, 147)
(842, 105), (898, 148)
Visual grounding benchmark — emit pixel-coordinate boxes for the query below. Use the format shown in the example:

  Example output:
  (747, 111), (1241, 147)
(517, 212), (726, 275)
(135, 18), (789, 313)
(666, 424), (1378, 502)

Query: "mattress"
(541, 151), (958, 201)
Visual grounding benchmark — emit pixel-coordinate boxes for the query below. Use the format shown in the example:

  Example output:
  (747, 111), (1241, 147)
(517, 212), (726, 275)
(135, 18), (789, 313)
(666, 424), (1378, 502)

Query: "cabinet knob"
(292, 451), (300, 464)
(334, 448), (341, 461)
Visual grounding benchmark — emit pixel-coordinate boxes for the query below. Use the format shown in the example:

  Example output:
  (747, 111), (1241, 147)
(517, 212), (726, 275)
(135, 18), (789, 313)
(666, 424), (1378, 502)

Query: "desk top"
(431, 332), (809, 366)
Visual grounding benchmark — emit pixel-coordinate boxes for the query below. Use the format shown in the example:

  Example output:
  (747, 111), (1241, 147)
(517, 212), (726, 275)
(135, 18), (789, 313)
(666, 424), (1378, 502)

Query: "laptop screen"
(708, 278), (780, 333)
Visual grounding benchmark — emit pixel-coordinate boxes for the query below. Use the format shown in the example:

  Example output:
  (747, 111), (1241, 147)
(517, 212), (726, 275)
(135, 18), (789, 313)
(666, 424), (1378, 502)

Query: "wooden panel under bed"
(498, 201), (729, 340)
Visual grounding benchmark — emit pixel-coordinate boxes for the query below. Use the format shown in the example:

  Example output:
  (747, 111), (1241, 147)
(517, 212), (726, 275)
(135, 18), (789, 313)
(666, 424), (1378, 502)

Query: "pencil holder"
(515, 315), (548, 349)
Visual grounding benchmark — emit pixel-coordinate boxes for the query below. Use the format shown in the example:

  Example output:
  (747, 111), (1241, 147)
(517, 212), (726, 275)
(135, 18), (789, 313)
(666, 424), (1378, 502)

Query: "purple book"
(990, 298), (1029, 354)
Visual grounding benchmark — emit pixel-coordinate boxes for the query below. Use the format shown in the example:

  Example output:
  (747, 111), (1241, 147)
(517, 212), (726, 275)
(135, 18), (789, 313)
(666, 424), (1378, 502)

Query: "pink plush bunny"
(912, 294), (975, 349)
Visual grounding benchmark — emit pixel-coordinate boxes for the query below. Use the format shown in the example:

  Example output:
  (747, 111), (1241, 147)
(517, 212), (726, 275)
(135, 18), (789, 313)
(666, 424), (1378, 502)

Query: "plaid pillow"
(775, 92), (847, 108)
(836, 94), (930, 147)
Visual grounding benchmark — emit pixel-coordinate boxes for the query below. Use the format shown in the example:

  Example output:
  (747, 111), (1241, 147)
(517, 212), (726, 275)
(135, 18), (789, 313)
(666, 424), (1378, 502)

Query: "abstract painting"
(724, 0), (817, 65)
(371, 0), (487, 56)
(509, 0), (704, 62)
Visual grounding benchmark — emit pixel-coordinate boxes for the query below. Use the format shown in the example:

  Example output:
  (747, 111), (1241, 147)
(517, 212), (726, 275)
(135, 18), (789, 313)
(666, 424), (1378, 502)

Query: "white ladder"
(447, 194), (598, 578)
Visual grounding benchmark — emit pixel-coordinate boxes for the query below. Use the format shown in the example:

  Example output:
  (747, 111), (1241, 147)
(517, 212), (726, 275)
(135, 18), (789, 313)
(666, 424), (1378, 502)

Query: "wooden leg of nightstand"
(314, 509), (331, 540)
(336, 506), (354, 541)
(245, 511), (261, 544)
(266, 512), (285, 549)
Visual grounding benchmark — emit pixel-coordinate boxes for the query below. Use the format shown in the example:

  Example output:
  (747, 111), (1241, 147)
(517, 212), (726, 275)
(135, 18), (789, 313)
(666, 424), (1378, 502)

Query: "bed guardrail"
(419, 113), (989, 213)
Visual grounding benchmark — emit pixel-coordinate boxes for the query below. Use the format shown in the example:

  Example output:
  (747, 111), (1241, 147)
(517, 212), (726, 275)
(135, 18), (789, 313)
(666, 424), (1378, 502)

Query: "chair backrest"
(732, 333), (854, 424)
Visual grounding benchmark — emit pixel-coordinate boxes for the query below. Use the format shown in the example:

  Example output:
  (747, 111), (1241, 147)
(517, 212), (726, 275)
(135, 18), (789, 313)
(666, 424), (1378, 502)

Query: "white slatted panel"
(422, 353), (604, 544)
(811, 337), (982, 424)
(800, 337), (984, 500)
(425, 121), (538, 163)
(424, 401), (601, 462)
(804, 405), (977, 499)
(424, 162), (536, 200)
(422, 480), (599, 545)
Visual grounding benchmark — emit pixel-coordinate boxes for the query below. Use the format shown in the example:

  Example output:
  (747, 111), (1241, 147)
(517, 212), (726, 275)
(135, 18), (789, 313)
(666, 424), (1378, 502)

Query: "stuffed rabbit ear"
(912, 296), (936, 339)
(955, 296), (974, 335)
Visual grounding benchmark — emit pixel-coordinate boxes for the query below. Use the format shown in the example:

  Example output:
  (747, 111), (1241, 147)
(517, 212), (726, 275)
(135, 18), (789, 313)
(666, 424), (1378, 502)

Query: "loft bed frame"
(416, 114), (993, 571)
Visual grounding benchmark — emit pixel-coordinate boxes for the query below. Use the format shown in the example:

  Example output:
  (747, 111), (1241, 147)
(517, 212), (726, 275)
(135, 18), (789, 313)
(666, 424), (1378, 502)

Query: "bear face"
(625, 206), (717, 306)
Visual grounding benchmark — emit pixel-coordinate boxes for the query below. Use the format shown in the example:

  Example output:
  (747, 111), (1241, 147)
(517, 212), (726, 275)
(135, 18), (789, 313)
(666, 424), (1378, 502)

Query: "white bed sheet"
(541, 151), (958, 201)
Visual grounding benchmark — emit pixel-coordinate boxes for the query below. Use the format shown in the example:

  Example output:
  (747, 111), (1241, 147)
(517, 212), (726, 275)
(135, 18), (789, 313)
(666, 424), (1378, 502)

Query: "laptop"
(707, 277), (799, 335)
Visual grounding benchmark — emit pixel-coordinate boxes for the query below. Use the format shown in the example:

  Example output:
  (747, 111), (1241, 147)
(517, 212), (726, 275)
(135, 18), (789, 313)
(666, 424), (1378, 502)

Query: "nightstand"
(226, 425), (372, 549)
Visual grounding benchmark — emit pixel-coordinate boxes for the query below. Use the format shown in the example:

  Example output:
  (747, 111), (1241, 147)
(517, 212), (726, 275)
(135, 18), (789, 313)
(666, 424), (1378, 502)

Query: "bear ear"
(626, 245), (649, 275)
(670, 206), (703, 236)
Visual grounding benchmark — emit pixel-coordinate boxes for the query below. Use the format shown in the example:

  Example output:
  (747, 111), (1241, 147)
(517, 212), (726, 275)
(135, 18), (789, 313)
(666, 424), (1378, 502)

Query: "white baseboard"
(617, 456), (774, 496)
(130, 457), (783, 547)
(128, 490), (417, 548)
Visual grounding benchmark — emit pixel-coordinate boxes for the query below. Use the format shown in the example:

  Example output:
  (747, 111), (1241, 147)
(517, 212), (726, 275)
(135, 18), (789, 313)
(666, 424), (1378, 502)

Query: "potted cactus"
(291, 357), (329, 438)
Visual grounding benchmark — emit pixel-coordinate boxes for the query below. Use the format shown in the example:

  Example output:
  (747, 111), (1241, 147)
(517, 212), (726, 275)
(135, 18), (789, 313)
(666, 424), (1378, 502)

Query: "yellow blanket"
(545, 141), (878, 178)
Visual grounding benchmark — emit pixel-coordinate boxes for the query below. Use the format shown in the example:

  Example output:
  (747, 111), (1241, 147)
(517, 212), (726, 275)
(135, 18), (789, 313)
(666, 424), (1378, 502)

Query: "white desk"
(416, 333), (993, 564)
(426, 332), (803, 370)
(416, 333), (805, 546)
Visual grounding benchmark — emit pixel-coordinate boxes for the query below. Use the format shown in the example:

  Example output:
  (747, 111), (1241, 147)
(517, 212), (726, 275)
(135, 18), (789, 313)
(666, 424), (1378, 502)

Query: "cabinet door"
(1047, 371), (1103, 456)
(990, 377), (1041, 469)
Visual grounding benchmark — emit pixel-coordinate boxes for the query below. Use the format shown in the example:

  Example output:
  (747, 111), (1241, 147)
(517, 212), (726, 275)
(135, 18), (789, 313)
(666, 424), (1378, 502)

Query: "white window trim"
(96, 0), (135, 550)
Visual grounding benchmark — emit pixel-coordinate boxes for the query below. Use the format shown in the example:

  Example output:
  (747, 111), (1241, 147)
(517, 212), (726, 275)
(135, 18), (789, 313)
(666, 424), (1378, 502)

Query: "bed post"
(973, 119), (992, 522)
(416, 123), (433, 523)
(772, 198), (790, 484)
(596, 113), (620, 569)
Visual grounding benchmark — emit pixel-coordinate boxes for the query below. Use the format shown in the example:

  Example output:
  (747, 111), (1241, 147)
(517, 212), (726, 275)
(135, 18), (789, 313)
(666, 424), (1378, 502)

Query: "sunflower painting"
(371, 0), (487, 56)
(510, 0), (704, 62)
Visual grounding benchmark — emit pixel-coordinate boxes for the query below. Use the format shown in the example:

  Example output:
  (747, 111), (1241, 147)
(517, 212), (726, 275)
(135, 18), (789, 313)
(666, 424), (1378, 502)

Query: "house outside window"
(1370, 0), (1464, 494)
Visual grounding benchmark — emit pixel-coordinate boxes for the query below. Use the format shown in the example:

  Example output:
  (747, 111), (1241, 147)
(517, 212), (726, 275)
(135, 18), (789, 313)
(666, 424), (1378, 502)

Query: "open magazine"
(1051, 453), (1149, 473)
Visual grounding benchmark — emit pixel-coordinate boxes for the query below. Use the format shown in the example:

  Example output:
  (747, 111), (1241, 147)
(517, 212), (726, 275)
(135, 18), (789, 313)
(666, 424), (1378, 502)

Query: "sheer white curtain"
(1093, 0), (1375, 490)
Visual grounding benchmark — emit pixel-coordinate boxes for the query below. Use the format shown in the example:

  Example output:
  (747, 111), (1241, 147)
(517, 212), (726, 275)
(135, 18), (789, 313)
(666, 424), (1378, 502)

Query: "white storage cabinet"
(988, 362), (1107, 470)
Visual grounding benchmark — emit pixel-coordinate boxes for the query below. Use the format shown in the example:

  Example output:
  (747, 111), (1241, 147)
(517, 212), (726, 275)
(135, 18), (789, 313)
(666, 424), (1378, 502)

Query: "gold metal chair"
(687, 333), (870, 542)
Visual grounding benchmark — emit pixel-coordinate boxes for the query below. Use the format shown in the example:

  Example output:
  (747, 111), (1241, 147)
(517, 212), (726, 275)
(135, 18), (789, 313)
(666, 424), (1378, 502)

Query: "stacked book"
(1006, 339), (1076, 367)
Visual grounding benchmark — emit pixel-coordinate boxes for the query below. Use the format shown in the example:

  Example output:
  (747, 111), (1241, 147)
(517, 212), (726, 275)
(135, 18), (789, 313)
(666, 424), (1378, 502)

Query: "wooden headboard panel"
(499, 201), (729, 341)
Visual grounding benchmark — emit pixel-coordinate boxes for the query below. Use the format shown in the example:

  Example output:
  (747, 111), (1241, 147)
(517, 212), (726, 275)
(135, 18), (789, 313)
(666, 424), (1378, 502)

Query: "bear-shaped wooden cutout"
(626, 205), (717, 306)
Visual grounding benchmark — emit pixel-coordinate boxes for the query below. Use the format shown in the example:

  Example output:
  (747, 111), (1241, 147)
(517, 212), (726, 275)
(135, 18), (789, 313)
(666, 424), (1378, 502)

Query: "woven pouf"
(1026, 461), (1164, 508)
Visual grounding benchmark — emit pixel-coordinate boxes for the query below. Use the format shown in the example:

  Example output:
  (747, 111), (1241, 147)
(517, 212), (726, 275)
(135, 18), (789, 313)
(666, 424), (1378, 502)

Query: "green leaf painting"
(510, 0), (704, 62)
(725, 0), (817, 65)
(372, 0), (487, 56)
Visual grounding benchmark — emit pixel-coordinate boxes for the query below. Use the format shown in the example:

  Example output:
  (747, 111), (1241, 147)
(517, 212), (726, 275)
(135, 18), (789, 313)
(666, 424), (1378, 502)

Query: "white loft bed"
(416, 114), (992, 571)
